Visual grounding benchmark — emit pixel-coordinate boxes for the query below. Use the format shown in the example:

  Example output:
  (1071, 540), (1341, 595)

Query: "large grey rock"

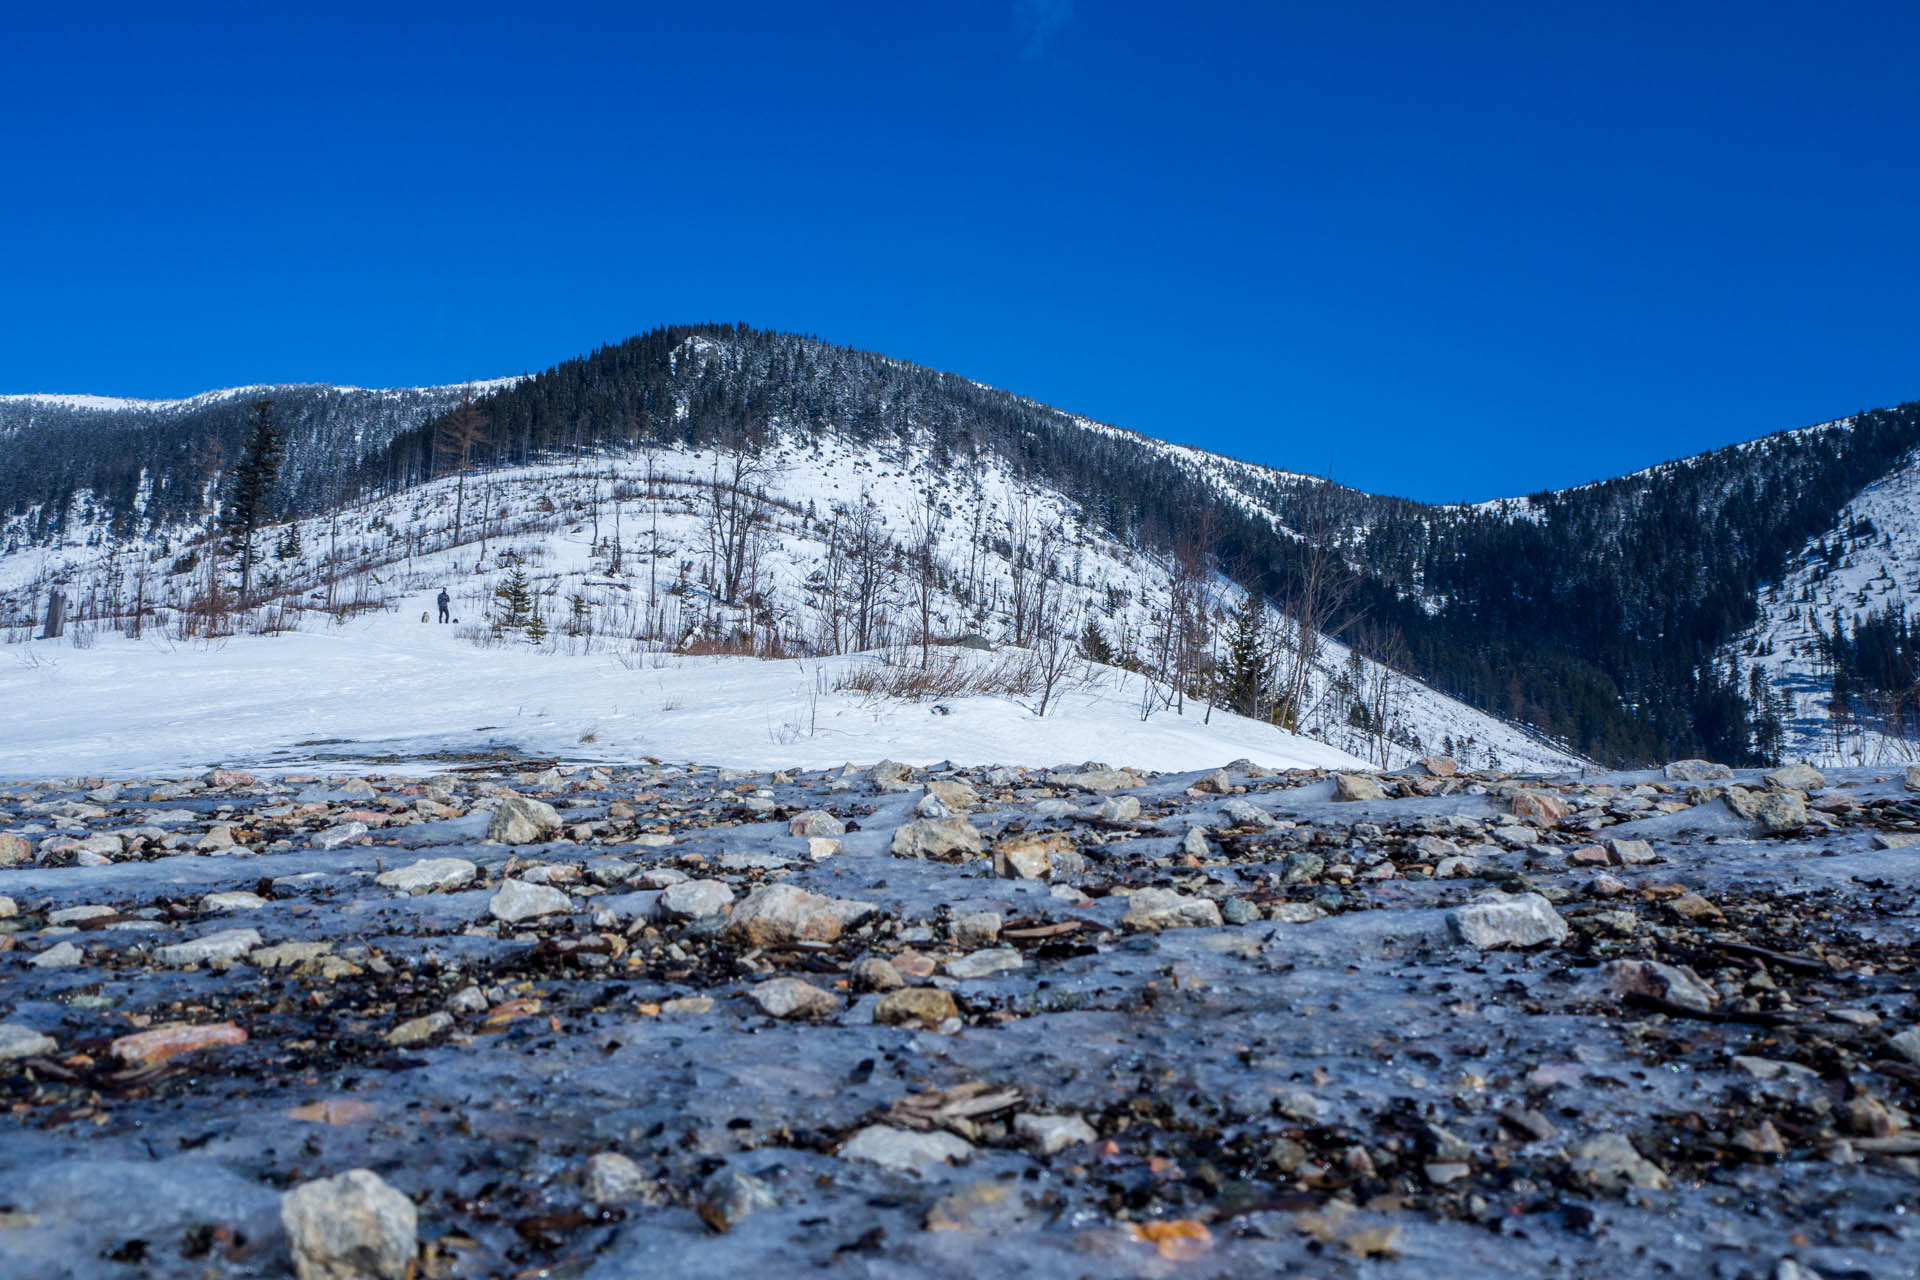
(840, 1125), (974, 1173)
(787, 810), (845, 837)
(1122, 887), (1223, 931)
(281, 1168), (418, 1280)
(488, 879), (571, 923)
(42, 832), (125, 863)
(851, 957), (905, 992)
(1755, 790), (1807, 834)
(659, 878), (735, 920)
(375, 857), (477, 894)
(1664, 759), (1732, 782)
(1604, 958), (1718, 1013)
(725, 882), (872, 946)
(0, 833), (32, 867)
(748, 977), (838, 1019)
(1888, 1027), (1920, 1065)
(1763, 762), (1825, 793)
(949, 911), (1001, 948)
(486, 792), (562, 844)
(0, 1024), (56, 1060)
(312, 822), (367, 851)
(30, 940), (84, 968)
(156, 928), (264, 967)
(1608, 838), (1657, 865)
(925, 779), (980, 811)
(1333, 773), (1386, 802)
(1451, 892), (1568, 949)
(891, 817), (984, 861)
(1219, 799), (1275, 829)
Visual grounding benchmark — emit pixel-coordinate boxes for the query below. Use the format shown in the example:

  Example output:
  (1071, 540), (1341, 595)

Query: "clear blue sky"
(5, 2), (1916, 502)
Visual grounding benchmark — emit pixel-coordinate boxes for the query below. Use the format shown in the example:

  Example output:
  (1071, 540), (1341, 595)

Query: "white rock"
(891, 817), (984, 860)
(200, 891), (268, 912)
(281, 1168), (418, 1280)
(1332, 773), (1386, 802)
(29, 941), (83, 968)
(384, 1012), (452, 1045)
(486, 792), (563, 845)
(1451, 892), (1569, 949)
(788, 809), (846, 837)
(1122, 887), (1223, 930)
(156, 928), (263, 967)
(582, 1152), (659, 1204)
(0, 1024), (56, 1060)
(945, 947), (1024, 980)
(747, 977), (838, 1019)
(659, 878), (735, 920)
(725, 883), (872, 946)
(1570, 1133), (1669, 1191)
(1014, 1112), (1097, 1155)
(47, 904), (115, 925)
(488, 879), (571, 923)
(839, 1124), (974, 1173)
(312, 822), (368, 850)
(375, 857), (478, 894)
(1664, 759), (1731, 781)
(949, 911), (1001, 948)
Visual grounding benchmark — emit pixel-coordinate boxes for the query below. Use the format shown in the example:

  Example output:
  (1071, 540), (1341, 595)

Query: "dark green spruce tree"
(221, 399), (284, 605)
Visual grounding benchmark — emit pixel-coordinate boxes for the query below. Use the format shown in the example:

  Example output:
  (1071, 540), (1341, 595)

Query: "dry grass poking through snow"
(832, 644), (1053, 703)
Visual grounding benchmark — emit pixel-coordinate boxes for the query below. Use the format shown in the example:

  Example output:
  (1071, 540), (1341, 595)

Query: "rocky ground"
(2, 752), (1919, 1278)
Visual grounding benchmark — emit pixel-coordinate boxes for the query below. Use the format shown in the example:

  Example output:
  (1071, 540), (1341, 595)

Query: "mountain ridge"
(3, 322), (1917, 769)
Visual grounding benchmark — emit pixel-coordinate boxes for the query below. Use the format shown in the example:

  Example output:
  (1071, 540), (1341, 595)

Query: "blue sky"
(4, 2), (1916, 502)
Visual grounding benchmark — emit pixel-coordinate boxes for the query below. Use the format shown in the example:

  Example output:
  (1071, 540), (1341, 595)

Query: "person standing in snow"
(437, 588), (451, 623)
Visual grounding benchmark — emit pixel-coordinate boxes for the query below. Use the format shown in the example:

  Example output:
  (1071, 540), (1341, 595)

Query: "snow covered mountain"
(2, 323), (1915, 771)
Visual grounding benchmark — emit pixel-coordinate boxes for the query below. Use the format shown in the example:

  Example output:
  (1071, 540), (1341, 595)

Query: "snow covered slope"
(1730, 444), (1920, 765)
(0, 620), (1369, 779)
(0, 430), (1582, 777)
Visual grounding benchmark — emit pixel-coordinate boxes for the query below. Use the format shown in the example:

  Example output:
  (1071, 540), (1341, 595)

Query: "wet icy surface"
(3, 756), (1919, 1277)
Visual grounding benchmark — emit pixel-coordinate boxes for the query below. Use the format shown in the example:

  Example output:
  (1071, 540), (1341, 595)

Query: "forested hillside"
(0, 380), (514, 545)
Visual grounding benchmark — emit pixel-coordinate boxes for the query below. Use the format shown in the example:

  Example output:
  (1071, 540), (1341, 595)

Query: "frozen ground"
(2, 754), (1918, 1278)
